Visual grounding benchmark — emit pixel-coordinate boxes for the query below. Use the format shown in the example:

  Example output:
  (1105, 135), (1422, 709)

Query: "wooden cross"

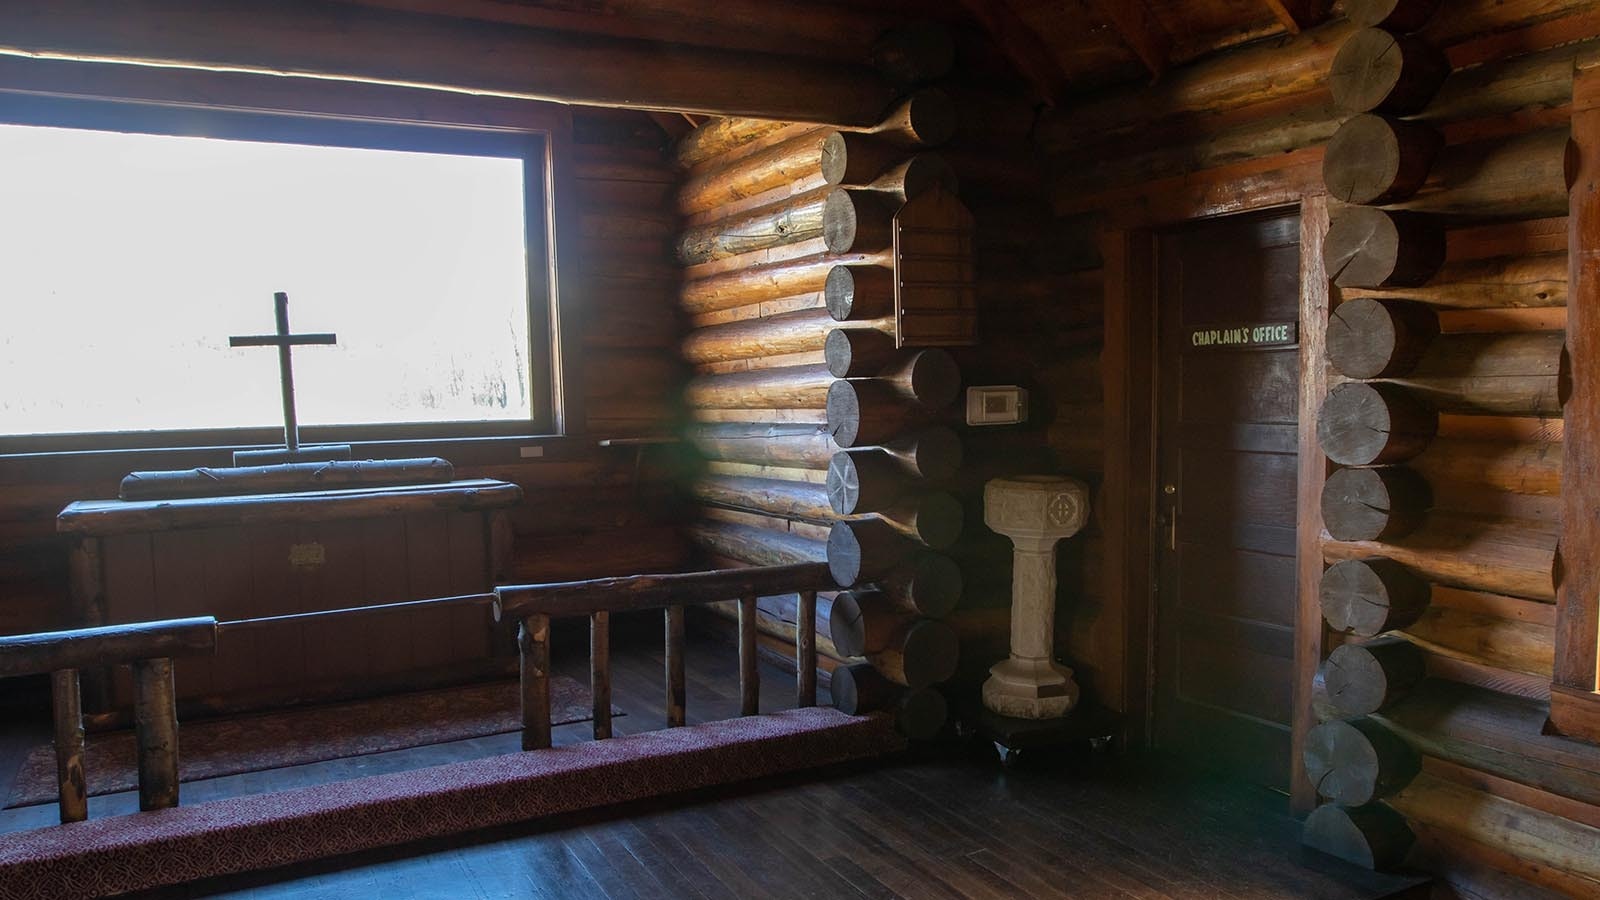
(229, 292), (344, 463)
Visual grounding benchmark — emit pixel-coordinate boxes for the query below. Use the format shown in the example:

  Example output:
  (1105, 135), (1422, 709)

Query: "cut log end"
(1320, 557), (1432, 637)
(825, 264), (896, 322)
(1322, 114), (1442, 206)
(1316, 382), (1438, 467)
(875, 88), (958, 148)
(827, 518), (912, 587)
(1320, 466), (1431, 543)
(1323, 207), (1445, 289)
(891, 427), (963, 481)
(1304, 718), (1422, 806)
(1319, 637), (1425, 718)
(1329, 28), (1450, 116)
(826, 327), (899, 378)
(1302, 803), (1416, 871)
(869, 22), (957, 88)
(870, 619), (959, 689)
(890, 552), (963, 619)
(896, 686), (948, 739)
(903, 492), (964, 550)
(1326, 298), (1440, 380)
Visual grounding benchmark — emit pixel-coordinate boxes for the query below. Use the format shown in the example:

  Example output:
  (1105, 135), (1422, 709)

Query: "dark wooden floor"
(4, 616), (1427, 899)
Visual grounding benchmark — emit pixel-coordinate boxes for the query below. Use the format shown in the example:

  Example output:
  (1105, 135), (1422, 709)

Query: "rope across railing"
(0, 563), (836, 825)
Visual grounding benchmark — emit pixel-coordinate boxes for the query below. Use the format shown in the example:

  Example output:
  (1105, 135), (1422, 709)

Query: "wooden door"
(1153, 209), (1302, 789)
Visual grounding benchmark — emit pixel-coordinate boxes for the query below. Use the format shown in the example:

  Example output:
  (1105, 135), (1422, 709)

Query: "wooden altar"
(57, 477), (523, 724)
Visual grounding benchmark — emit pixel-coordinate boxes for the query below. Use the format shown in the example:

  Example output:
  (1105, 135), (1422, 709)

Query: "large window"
(0, 95), (555, 452)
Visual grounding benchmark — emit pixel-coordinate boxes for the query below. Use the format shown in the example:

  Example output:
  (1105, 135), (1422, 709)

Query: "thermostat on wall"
(966, 386), (1029, 426)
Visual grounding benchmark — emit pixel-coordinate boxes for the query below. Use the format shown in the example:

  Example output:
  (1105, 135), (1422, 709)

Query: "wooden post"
(67, 537), (110, 712)
(518, 615), (552, 750)
(665, 605), (686, 727)
(739, 593), (759, 716)
(50, 668), (87, 824)
(132, 657), (179, 811)
(590, 611), (611, 740)
(797, 589), (818, 708)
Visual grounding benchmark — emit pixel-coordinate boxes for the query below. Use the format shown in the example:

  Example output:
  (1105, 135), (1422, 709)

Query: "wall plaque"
(1188, 321), (1297, 350)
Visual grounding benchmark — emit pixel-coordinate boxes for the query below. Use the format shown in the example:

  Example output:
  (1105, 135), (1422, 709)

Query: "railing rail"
(0, 563), (835, 827)
(493, 562), (835, 749)
(0, 616), (219, 823)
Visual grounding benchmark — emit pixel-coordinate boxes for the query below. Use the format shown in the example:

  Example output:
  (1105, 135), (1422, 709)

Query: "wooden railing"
(0, 616), (219, 822)
(0, 563), (835, 825)
(493, 562), (836, 750)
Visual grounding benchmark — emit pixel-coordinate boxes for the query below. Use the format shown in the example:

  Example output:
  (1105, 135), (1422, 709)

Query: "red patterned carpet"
(5, 676), (610, 808)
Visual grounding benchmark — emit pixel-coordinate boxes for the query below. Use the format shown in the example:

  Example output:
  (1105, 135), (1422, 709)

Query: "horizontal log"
(826, 379), (941, 448)
(1390, 127), (1574, 220)
(827, 517), (914, 587)
(1322, 556), (1433, 637)
(688, 519), (827, 568)
(493, 561), (834, 621)
(825, 327), (898, 378)
(1341, 251), (1566, 309)
(684, 309), (893, 366)
(1387, 332), (1566, 417)
(829, 662), (948, 739)
(874, 493), (964, 550)
(695, 475), (833, 523)
(684, 364), (833, 409)
(822, 189), (897, 255)
(868, 618), (959, 689)
(1323, 114), (1443, 207)
(687, 423), (837, 469)
(675, 119), (795, 171)
(0, 1), (899, 124)
(878, 553), (963, 619)
(0, 616), (217, 678)
(1330, 27), (1451, 115)
(825, 264), (896, 321)
(827, 448), (913, 515)
(1387, 773), (1600, 885)
(1401, 602), (1554, 678)
(848, 154), (959, 203)
(1346, 0), (1443, 31)
(118, 457), (454, 501)
(1321, 466), (1431, 543)
(1324, 207), (1446, 289)
(879, 427), (964, 481)
(1327, 298), (1441, 379)
(680, 253), (845, 316)
(1319, 635), (1427, 718)
(828, 589), (913, 657)
(1305, 717), (1422, 805)
(1317, 382), (1438, 466)
(856, 88), (957, 149)
(677, 127), (834, 215)
(1409, 437), (1561, 496)
(1324, 512), (1557, 602)
(675, 187), (829, 265)
(1302, 802), (1416, 871)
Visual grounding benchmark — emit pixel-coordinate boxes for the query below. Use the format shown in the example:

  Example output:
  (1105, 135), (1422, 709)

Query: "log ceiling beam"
(1262, 0), (1332, 34)
(956, 0), (1069, 107)
(1084, 0), (1172, 81)
(0, 0), (898, 125)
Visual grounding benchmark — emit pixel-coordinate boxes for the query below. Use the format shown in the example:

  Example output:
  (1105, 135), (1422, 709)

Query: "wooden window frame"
(1550, 58), (1600, 744)
(0, 54), (585, 462)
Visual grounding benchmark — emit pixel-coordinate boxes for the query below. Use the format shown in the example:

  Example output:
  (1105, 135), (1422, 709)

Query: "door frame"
(1101, 194), (1331, 813)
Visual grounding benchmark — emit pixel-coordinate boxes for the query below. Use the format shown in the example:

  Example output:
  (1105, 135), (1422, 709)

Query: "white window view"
(0, 122), (533, 440)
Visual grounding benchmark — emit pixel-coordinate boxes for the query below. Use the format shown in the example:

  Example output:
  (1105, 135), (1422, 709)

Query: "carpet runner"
(5, 675), (611, 809)
(0, 708), (902, 900)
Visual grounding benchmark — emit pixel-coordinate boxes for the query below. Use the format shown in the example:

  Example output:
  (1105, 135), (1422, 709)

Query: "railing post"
(132, 657), (179, 811)
(664, 605), (686, 728)
(590, 611), (612, 740)
(797, 590), (817, 708)
(50, 668), (87, 823)
(518, 614), (552, 750)
(739, 593), (759, 716)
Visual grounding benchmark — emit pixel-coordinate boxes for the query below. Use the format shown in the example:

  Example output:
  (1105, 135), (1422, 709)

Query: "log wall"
(1044, 4), (1600, 895)
(671, 94), (975, 731)
(0, 107), (693, 652)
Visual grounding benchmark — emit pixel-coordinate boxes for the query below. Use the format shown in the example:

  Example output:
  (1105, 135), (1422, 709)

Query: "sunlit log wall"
(671, 44), (988, 736)
(1045, 2), (1597, 895)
